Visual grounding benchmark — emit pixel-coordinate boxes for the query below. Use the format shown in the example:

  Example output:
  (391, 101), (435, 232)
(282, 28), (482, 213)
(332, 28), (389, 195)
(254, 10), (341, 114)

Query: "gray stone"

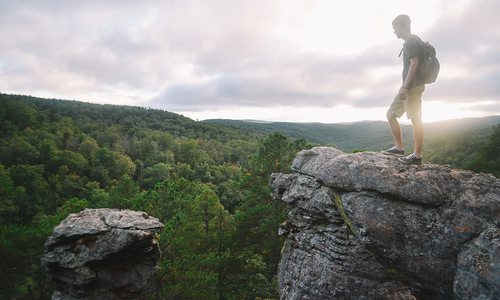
(454, 228), (500, 299)
(41, 208), (164, 300)
(271, 147), (499, 300)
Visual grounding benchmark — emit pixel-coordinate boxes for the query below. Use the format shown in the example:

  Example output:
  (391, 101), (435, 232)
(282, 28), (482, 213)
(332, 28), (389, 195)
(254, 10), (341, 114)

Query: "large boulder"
(41, 208), (164, 300)
(271, 147), (499, 299)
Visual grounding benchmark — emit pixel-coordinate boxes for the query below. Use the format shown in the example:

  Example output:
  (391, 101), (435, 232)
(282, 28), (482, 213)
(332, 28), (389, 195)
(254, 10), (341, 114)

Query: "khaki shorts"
(387, 85), (425, 120)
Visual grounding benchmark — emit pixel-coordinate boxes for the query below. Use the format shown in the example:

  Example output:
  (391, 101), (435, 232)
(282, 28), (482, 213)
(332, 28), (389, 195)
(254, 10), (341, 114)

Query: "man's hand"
(400, 56), (420, 95)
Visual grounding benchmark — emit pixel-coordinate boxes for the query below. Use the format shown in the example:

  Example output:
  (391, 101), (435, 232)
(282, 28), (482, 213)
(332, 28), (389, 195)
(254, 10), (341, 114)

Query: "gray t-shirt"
(402, 34), (423, 86)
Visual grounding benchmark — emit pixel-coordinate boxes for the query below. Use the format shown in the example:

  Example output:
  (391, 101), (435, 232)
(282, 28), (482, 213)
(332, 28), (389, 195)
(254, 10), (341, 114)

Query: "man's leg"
(398, 86), (425, 164)
(387, 112), (404, 149)
(398, 116), (423, 164)
(411, 117), (423, 157)
(407, 86), (424, 157)
(382, 95), (406, 155)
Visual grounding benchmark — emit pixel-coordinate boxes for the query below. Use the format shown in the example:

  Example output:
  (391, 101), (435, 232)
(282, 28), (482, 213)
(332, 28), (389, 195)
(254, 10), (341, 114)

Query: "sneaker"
(381, 147), (404, 156)
(398, 153), (422, 164)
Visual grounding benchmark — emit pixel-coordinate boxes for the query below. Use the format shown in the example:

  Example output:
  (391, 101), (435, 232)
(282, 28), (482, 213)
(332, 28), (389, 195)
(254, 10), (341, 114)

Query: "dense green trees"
(132, 178), (234, 299)
(232, 133), (310, 298)
(464, 124), (500, 177)
(0, 93), (497, 299)
(0, 93), (312, 299)
(205, 117), (500, 153)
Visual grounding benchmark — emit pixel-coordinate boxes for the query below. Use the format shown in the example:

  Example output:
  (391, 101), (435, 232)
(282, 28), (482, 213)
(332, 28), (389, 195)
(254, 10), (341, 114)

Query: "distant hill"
(204, 117), (500, 152)
(0, 93), (260, 142)
(2, 92), (497, 170)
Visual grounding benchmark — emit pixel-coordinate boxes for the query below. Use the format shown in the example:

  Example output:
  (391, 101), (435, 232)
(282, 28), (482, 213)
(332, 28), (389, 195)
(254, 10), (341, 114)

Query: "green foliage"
(8, 164), (51, 223)
(0, 93), (262, 299)
(108, 175), (140, 209)
(92, 148), (135, 180)
(208, 117), (500, 177)
(0, 136), (40, 165)
(424, 124), (500, 176)
(464, 124), (500, 176)
(233, 133), (312, 298)
(333, 192), (357, 236)
(0, 164), (22, 224)
(142, 162), (173, 189)
(204, 119), (396, 151)
(1, 92), (495, 299)
(132, 178), (235, 299)
(205, 117), (500, 156)
(0, 96), (41, 133)
(352, 148), (366, 153)
(0, 197), (88, 299)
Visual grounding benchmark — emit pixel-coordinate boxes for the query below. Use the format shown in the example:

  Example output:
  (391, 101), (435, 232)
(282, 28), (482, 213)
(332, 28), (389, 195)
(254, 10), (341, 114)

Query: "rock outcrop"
(271, 147), (499, 299)
(41, 208), (164, 300)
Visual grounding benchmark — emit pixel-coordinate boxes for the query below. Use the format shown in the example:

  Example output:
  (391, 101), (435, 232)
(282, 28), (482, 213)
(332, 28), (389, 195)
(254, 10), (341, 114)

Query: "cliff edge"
(271, 147), (499, 299)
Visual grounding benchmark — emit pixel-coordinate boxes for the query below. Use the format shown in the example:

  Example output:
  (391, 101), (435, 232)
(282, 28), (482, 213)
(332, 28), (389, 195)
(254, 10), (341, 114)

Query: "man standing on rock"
(382, 14), (425, 164)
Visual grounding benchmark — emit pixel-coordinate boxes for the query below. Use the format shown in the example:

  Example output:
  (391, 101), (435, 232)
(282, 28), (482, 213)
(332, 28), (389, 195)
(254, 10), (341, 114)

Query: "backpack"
(418, 41), (440, 84)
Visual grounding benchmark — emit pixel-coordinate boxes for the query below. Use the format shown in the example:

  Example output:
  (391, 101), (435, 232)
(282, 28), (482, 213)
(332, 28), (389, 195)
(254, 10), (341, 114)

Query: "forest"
(205, 116), (500, 160)
(0, 93), (498, 299)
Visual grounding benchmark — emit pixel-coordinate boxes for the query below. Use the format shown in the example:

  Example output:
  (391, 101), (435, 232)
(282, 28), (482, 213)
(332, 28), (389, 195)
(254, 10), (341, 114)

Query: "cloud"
(0, 0), (499, 120)
(0, 0), (183, 94)
(151, 43), (402, 111)
(422, 0), (500, 102)
(151, 0), (500, 112)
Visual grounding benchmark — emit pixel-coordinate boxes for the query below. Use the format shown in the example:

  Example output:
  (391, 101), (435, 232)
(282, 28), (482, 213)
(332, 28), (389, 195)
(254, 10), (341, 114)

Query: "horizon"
(1, 0), (499, 123)
(4, 92), (498, 126)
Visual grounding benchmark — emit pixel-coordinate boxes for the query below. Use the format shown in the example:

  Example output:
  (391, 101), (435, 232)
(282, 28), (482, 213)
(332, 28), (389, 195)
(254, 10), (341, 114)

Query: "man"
(382, 14), (425, 164)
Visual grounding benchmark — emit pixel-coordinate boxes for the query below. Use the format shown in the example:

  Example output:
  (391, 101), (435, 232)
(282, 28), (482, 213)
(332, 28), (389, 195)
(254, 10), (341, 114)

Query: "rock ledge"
(271, 147), (499, 299)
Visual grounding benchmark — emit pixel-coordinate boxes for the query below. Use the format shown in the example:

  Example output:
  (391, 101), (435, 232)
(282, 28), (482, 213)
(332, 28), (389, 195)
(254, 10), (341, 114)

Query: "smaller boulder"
(41, 208), (164, 300)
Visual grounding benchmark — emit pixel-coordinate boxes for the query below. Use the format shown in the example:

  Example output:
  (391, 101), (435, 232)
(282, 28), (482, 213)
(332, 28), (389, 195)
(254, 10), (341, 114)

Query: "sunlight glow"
(182, 105), (388, 123)
(367, 66), (400, 80)
(348, 89), (366, 98)
(272, 0), (443, 55)
(422, 100), (496, 123)
(182, 100), (496, 124)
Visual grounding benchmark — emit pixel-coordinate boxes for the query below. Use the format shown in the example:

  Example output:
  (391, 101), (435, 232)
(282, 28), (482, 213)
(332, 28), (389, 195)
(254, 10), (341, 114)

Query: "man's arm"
(399, 56), (419, 94)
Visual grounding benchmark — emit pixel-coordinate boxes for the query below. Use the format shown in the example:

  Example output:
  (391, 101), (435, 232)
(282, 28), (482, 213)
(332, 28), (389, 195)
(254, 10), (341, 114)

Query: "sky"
(1, 0), (499, 123)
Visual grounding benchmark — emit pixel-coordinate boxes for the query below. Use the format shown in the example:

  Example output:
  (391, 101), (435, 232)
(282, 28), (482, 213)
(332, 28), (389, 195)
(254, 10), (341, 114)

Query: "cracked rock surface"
(41, 208), (164, 300)
(271, 147), (499, 299)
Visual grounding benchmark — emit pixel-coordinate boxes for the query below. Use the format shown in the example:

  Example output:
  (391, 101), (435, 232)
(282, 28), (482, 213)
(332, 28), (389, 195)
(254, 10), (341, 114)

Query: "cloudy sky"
(1, 0), (499, 123)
